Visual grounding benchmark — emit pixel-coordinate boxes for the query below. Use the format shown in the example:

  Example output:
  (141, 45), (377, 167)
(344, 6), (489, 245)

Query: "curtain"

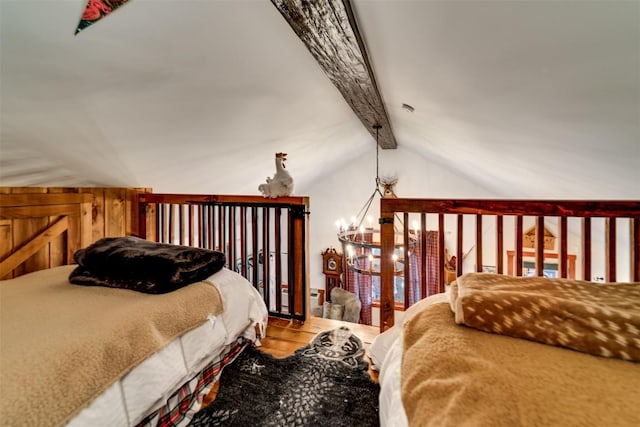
(343, 232), (373, 325)
(408, 230), (439, 306)
(343, 230), (439, 325)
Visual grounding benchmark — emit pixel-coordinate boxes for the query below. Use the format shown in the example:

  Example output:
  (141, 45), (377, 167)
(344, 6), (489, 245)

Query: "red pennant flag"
(75, 0), (131, 34)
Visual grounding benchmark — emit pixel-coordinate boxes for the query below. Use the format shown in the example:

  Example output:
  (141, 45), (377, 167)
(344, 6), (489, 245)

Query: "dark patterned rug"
(189, 326), (380, 427)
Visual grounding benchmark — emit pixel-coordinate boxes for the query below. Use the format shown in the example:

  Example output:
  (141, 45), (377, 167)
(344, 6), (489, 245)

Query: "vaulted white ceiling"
(1, 0), (639, 198)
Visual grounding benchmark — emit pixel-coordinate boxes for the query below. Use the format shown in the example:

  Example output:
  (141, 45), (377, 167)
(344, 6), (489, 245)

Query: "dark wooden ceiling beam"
(271, 0), (397, 149)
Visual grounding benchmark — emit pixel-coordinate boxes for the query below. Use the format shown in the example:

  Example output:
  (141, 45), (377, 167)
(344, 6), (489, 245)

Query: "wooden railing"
(379, 199), (640, 332)
(137, 193), (310, 321)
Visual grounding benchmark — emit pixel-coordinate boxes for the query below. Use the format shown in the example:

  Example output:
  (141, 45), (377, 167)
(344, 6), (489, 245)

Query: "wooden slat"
(287, 211), (300, 315)
(168, 204), (174, 244)
(125, 188), (151, 237)
(275, 208), (283, 313)
(559, 216), (568, 278)
(179, 205), (185, 245)
(419, 213), (427, 298)
(632, 218), (640, 281)
(0, 193), (92, 207)
(403, 212), (410, 308)
(289, 204), (308, 319)
(252, 207), (259, 289)
(208, 205), (215, 250)
(80, 200), (92, 249)
(140, 201), (151, 242)
(240, 206), (247, 277)
(382, 198), (640, 218)
(18, 220), (46, 274)
(199, 205), (205, 247)
(535, 216), (545, 277)
(161, 204), (167, 243)
(515, 216), (523, 276)
(66, 214), (81, 264)
(0, 220), (14, 279)
(188, 205), (194, 246)
(139, 193), (309, 206)
(496, 215), (504, 274)
(263, 208), (271, 308)
(159, 204), (166, 242)
(606, 218), (617, 282)
(211, 205), (216, 249)
(476, 214), (482, 272)
(0, 216), (69, 277)
(438, 213), (445, 293)
(46, 192), (70, 271)
(583, 217), (592, 281)
(632, 218), (640, 282)
(229, 206), (236, 269)
(105, 188), (125, 238)
(87, 189), (105, 242)
(11, 189), (47, 276)
(218, 206), (225, 252)
(271, 0), (396, 149)
(0, 204), (81, 219)
(456, 215), (463, 277)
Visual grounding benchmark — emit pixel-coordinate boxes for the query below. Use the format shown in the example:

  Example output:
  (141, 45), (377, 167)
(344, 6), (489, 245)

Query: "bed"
(1, 263), (267, 427)
(372, 198), (640, 426)
(0, 189), (309, 427)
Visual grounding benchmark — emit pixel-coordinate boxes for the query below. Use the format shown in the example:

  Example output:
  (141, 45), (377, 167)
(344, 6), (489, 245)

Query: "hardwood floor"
(261, 315), (381, 380)
(202, 316), (381, 406)
(262, 316), (380, 357)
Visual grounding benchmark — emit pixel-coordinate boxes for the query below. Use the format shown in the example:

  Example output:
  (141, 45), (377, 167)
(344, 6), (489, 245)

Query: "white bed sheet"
(379, 334), (409, 427)
(67, 268), (268, 427)
(374, 293), (449, 427)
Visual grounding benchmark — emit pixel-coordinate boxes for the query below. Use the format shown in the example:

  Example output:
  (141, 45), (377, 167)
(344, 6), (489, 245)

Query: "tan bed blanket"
(0, 265), (223, 427)
(402, 301), (640, 427)
(450, 273), (640, 361)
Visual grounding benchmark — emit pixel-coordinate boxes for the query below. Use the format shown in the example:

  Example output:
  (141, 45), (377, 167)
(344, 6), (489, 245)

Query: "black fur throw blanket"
(69, 236), (226, 294)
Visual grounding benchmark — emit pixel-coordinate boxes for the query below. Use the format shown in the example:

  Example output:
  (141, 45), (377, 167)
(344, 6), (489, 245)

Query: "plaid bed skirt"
(136, 339), (248, 427)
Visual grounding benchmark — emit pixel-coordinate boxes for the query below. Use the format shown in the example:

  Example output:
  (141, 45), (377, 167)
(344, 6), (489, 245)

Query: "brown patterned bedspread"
(449, 273), (640, 361)
(402, 300), (640, 427)
(0, 265), (223, 427)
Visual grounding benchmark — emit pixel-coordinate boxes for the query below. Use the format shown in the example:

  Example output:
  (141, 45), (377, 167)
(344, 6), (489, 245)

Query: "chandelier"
(336, 125), (417, 297)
